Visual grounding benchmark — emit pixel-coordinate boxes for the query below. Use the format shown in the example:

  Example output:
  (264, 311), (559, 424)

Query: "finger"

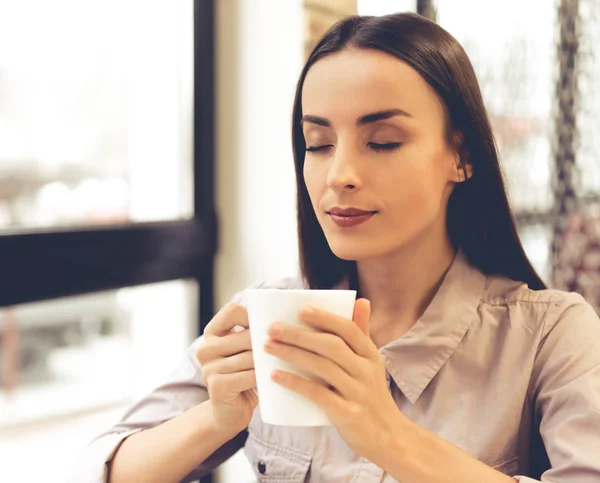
(202, 351), (254, 386)
(264, 341), (361, 398)
(270, 369), (344, 415)
(196, 329), (251, 363)
(266, 326), (363, 379)
(352, 298), (371, 338)
(296, 306), (373, 358)
(207, 369), (257, 401)
(204, 303), (249, 336)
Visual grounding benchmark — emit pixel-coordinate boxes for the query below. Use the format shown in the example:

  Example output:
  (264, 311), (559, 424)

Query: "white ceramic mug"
(244, 288), (357, 426)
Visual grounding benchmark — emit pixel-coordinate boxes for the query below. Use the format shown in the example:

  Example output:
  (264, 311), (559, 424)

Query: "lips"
(326, 206), (377, 228)
(327, 207), (376, 216)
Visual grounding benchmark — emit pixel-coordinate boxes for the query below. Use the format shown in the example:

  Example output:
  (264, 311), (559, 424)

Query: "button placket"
(351, 456), (384, 483)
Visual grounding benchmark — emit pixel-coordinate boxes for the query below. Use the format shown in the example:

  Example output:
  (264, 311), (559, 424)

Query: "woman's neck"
(356, 234), (456, 346)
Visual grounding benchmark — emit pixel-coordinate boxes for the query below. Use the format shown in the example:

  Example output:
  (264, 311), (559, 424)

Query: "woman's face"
(302, 48), (466, 261)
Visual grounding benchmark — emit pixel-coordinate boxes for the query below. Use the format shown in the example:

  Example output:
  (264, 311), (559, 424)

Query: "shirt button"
(257, 460), (267, 474)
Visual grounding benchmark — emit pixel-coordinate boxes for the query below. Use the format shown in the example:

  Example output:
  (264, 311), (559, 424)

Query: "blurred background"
(0, 0), (597, 482)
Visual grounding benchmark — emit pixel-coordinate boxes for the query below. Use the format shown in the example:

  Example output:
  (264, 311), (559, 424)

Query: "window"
(0, 2), (217, 483)
(436, 0), (557, 279)
(0, 0), (194, 230)
(357, 0), (416, 15)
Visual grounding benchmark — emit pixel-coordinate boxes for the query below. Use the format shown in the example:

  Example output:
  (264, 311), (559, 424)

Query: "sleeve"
(513, 293), (600, 482)
(68, 276), (304, 483)
(67, 336), (248, 483)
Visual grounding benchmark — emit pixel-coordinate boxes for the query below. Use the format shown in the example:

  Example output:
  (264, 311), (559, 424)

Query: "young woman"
(72, 13), (600, 483)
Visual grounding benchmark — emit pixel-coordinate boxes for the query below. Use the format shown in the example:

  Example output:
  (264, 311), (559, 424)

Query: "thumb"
(352, 298), (371, 338)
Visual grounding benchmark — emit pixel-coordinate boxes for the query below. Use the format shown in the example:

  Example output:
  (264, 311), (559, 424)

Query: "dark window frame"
(0, 1), (216, 335)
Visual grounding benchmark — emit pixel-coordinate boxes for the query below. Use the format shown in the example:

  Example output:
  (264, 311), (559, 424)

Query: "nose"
(326, 146), (362, 192)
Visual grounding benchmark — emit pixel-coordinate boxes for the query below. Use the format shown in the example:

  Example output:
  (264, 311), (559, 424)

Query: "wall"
(304, 0), (357, 58)
(215, 0), (303, 311)
(214, 0), (304, 480)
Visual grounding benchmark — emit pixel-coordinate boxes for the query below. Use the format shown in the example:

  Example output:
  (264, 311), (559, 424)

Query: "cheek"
(387, 180), (434, 222)
(303, 161), (323, 210)
(384, 150), (449, 220)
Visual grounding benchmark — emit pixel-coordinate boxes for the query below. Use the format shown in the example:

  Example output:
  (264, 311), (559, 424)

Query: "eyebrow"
(301, 108), (413, 128)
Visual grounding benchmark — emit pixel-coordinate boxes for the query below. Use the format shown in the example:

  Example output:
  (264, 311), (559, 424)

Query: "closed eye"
(306, 142), (401, 153)
(368, 142), (402, 151)
(306, 145), (333, 153)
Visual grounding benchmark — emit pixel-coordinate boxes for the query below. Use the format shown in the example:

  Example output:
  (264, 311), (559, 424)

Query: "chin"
(327, 239), (383, 261)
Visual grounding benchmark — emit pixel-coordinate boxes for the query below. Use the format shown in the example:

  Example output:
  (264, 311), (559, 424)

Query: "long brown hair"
(292, 13), (546, 291)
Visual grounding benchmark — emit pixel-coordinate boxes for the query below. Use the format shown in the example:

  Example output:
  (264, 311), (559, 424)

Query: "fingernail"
(301, 304), (315, 315)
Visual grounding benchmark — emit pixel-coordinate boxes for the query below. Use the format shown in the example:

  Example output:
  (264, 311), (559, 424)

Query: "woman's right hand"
(196, 302), (258, 436)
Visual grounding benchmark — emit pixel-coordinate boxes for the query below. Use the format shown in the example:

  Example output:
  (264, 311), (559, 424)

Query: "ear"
(449, 132), (472, 183)
(452, 153), (473, 183)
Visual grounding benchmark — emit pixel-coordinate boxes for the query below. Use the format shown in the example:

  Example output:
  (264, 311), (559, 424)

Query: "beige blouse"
(70, 251), (600, 482)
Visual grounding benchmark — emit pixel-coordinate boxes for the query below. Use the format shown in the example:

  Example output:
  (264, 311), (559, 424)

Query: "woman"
(72, 13), (600, 483)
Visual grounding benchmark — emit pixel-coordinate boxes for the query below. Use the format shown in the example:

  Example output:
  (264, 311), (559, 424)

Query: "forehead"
(302, 48), (444, 122)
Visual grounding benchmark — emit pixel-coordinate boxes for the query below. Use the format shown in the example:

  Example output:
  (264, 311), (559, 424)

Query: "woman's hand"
(196, 303), (258, 436)
(263, 299), (402, 460)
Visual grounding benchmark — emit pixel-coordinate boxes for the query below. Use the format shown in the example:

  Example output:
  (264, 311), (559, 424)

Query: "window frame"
(0, 0), (217, 334)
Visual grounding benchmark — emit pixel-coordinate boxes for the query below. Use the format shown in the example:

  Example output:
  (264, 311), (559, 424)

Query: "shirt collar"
(376, 250), (487, 404)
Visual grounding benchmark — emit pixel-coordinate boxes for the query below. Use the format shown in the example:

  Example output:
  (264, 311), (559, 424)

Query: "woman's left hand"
(263, 299), (402, 460)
